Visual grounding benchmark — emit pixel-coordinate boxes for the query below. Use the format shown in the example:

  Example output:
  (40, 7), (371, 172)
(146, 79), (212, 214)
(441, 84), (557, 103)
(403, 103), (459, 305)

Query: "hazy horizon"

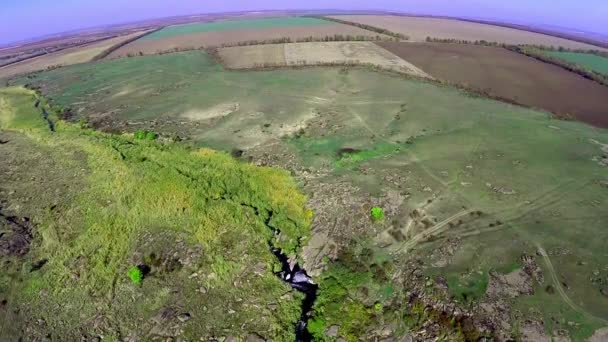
(2, 0), (608, 45)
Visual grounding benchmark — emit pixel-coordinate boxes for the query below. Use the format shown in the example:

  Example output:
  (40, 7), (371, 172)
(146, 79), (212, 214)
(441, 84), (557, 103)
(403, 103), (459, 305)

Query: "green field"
(144, 17), (334, 40)
(8, 51), (608, 340)
(546, 51), (608, 75)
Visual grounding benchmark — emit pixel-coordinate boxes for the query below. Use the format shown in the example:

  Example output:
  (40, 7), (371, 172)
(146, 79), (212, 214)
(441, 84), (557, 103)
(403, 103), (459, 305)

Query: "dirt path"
(398, 209), (470, 253)
(536, 244), (608, 325)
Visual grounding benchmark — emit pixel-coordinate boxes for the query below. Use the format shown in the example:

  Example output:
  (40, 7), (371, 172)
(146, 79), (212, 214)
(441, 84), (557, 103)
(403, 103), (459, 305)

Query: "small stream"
(34, 99), (55, 132)
(272, 248), (318, 341)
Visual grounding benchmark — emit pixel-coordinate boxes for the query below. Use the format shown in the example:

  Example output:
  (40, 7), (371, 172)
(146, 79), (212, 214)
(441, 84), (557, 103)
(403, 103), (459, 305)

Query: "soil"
(0, 208), (33, 257)
(107, 25), (391, 57)
(377, 42), (608, 128)
(589, 327), (608, 342)
(219, 44), (286, 69)
(283, 42), (430, 77)
(331, 15), (608, 50)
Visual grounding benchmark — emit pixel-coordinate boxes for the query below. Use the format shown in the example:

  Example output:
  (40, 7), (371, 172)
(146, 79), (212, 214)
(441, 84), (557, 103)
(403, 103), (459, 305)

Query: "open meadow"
(107, 17), (392, 57)
(378, 42), (608, 128)
(329, 15), (608, 50)
(8, 50), (608, 340)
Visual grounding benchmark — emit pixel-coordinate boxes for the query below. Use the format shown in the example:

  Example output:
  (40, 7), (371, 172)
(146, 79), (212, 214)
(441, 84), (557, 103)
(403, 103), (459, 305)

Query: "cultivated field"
(378, 42), (608, 128)
(107, 17), (391, 57)
(0, 31), (150, 80)
(144, 17), (335, 39)
(217, 42), (430, 77)
(0, 34), (116, 67)
(330, 15), (608, 50)
(545, 51), (608, 75)
(218, 44), (286, 68)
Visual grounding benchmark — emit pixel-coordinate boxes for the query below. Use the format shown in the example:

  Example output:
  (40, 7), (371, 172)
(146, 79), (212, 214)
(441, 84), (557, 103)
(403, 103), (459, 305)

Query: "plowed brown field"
(378, 42), (608, 128)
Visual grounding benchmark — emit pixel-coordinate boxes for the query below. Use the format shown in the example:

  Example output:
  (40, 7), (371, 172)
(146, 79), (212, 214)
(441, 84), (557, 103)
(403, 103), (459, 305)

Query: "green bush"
(370, 207), (384, 221)
(145, 131), (158, 141)
(134, 130), (147, 140)
(134, 130), (159, 141)
(127, 266), (143, 285)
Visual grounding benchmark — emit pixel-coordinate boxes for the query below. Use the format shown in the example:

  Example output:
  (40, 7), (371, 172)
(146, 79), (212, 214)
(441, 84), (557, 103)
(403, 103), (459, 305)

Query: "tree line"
(309, 16), (409, 40)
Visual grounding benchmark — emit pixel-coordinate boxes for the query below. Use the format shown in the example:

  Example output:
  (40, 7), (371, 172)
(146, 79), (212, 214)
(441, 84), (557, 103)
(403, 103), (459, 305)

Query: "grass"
(0, 87), (311, 340)
(143, 17), (334, 40)
(446, 271), (489, 304)
(308, 242), (393, 341)
(545, 51), (608, 75)
(335, 142), (403, 168)
(13, 50), (608, 339)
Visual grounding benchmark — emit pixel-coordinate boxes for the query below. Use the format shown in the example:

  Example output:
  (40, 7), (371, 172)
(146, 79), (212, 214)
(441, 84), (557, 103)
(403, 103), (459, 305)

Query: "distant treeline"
(509, 46), (608, 87)
(93, 28), (164, 61)
(126, 34), (399, 57)
(311, 16), (409, 40)
(218, 34), (398, 47)
(425, 37), (608, 88)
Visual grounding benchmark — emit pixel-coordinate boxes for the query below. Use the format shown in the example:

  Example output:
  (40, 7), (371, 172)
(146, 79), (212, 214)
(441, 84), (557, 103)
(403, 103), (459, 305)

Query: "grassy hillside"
(0, 87), (311, 341)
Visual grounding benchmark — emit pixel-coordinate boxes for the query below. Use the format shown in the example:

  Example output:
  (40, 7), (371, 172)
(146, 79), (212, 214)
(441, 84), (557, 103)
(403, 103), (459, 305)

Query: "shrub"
(134, 130), (158, 140)
(370, 207), (384, 221)
(127, 266), (143, 285)
(134, 130), (147, 140)
(145, 131), (158, 141)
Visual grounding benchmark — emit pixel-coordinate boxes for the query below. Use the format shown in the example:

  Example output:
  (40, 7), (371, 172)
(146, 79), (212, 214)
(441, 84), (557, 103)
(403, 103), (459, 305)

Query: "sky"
(1, 0), (608, 45)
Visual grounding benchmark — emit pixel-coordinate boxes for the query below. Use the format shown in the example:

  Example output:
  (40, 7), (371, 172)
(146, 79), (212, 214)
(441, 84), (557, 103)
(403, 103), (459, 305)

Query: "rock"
(246, 333), (265, 342)
(600, 287), (608, 297)
(326, 325), (340, 337)
(177, 313), (191, 323)
(589, 327), (608, 342)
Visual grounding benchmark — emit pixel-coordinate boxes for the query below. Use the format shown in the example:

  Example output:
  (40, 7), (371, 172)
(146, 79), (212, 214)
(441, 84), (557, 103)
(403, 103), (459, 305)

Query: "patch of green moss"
(370, 207), (384, 221)
(127, 266), (143, 285)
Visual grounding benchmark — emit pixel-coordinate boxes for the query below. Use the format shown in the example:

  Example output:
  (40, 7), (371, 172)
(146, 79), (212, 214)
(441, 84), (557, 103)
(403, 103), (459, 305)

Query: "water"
(271, 248), (318, 342)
